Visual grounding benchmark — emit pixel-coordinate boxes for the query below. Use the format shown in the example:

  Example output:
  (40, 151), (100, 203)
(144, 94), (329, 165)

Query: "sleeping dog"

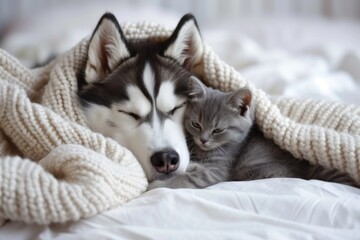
(77, 13), (203, 180)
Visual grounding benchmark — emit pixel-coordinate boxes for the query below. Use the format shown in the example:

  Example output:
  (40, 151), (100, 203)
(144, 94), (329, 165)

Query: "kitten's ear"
(226, 88), (252, 116)
(163, 14), (203, 69)
(188, 76), (207, 101)
(85, 12), (131, 84)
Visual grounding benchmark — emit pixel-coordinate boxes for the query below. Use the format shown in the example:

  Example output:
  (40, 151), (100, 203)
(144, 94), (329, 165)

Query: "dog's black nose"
(151, 150), (179, 174)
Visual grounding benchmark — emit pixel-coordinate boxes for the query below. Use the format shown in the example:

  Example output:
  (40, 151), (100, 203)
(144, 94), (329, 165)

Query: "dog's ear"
(188, 76), (207, 101)
(85, 13), (131, 84)
(225, 88), (252, 116)
(163, 14), (203, 69)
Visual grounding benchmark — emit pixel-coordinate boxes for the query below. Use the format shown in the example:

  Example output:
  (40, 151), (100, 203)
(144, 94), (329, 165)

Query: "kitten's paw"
(147, 180), (167, 191)
(186, 163), (200, 172)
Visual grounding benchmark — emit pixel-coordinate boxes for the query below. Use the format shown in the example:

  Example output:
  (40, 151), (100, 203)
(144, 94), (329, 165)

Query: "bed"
(0, 3), (360, 240)
(1, 179), (360, 240)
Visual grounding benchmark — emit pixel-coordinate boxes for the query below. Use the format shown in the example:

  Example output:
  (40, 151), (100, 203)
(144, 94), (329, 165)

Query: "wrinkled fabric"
(1, 179), (359, 240)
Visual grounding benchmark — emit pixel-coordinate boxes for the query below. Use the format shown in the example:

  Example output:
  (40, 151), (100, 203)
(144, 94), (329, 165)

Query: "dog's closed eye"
(118, 110), (141, 121)
(167, 103), (185, 116)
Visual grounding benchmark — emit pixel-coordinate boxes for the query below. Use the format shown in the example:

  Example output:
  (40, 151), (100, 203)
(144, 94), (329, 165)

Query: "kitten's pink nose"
(200, 138), (208, 144)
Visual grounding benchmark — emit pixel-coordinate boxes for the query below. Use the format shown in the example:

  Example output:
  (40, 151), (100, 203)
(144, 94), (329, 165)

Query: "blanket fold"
(0, 21), (359, 225)
(0, 40), (148, 226)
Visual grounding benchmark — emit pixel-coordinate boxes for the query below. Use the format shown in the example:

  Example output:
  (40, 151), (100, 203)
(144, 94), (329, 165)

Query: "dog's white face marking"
(120, 86), (151, 118)
(143, 63), (155, 99)
(157, 81), (178, 112)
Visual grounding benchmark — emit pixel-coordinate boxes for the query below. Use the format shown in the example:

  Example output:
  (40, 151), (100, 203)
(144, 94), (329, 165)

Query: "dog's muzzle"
(150, 150), (179, 174)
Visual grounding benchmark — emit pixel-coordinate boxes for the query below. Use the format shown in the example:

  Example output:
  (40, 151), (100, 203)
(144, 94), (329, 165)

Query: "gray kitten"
(148, 77), (356, 189)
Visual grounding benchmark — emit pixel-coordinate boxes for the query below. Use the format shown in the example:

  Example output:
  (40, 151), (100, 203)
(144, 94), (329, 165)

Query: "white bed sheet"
(1, 179), (360, 240)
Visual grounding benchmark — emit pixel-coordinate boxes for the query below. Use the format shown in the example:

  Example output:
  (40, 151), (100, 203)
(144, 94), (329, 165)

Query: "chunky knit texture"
(0, 37), (148, 226)
(1, 21), (360, 225)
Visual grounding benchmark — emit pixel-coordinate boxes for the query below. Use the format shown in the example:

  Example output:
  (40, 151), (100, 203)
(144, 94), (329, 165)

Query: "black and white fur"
(77, 13), (204, 180)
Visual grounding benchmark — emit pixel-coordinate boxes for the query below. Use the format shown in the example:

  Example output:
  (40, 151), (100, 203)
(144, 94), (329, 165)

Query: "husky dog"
(77, 13), (204, 180)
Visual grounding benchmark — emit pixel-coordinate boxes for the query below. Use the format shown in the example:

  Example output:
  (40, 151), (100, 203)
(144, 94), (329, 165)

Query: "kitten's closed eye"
(212, 128), (225, 134)
(191, 121), (201, 130)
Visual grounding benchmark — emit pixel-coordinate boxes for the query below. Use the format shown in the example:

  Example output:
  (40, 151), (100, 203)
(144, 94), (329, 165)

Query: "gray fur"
(148, 81), (357, 189)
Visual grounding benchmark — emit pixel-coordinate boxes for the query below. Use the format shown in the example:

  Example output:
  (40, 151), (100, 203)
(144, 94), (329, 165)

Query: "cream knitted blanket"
(1, 22), (360, 226)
